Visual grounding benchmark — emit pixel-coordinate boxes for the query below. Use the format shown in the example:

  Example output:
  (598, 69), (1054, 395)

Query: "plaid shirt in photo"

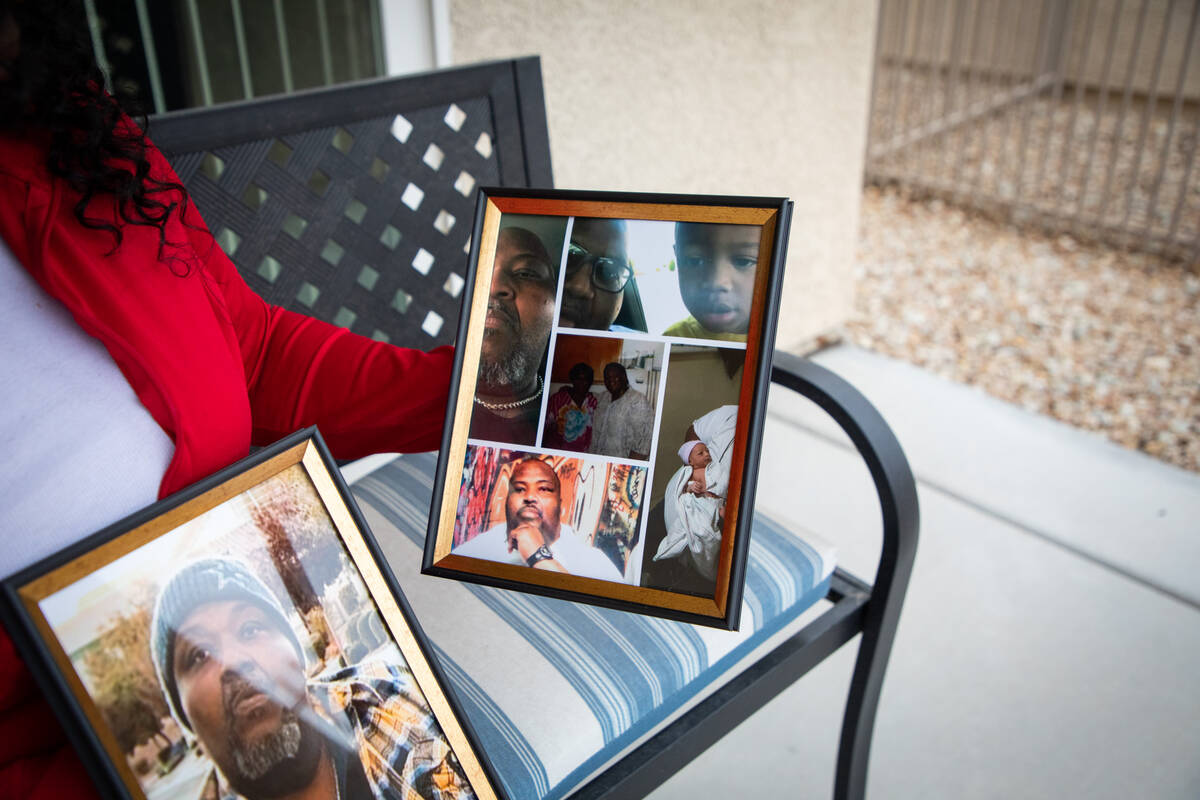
(311, 661), (477, 800)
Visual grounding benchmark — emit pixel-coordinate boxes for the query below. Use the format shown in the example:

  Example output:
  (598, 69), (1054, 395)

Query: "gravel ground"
(840, 185), (1200, 473)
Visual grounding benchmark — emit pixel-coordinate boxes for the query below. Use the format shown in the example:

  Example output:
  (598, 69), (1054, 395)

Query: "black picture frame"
(0, 428), (505, 800)
(423, 188), (792, 630)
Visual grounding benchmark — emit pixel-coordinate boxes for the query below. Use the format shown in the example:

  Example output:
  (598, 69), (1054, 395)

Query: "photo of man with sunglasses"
(559, 218), (646, 332)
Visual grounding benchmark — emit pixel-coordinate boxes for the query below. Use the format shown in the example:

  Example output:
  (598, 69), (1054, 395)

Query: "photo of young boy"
(662, 222), (762, 342)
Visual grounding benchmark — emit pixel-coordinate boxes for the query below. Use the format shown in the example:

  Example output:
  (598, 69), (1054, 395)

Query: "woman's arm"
(184, 201), (454, 459)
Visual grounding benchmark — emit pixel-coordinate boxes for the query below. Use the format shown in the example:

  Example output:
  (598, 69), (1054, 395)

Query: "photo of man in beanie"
(150, 558), (475, 800)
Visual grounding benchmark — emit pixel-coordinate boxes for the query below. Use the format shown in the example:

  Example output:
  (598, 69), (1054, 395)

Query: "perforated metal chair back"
(149, 58), (552, 348)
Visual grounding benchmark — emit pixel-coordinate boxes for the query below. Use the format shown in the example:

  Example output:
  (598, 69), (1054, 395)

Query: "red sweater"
(0, 130), (453, 797)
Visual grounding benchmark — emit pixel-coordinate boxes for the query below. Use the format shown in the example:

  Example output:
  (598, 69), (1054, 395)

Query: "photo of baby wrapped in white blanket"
(638, 347), (745, 595)
(653, 406), (738, 580)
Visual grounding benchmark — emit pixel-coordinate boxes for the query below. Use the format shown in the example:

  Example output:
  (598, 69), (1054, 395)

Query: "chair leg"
(833, 623), (889, 800)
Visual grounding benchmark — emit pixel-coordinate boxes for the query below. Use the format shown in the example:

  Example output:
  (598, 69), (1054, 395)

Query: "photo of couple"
(543, 336), (662, 460)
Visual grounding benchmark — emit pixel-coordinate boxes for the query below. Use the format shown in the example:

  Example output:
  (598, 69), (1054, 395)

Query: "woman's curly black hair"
(0, 1), (191, 264)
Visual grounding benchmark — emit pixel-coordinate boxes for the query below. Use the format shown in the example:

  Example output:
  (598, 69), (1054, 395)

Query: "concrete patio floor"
(647, 344), (1200, 799)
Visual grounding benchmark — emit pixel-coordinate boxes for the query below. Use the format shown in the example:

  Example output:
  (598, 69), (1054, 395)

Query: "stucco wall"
(447, 0), (878, 351)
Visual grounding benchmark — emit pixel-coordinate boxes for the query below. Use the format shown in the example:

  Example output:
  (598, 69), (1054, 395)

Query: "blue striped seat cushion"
(346, 452), (835, 800)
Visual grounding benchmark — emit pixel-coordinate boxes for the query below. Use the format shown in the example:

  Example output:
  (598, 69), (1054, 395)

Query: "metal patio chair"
(150, 56), (918, 800)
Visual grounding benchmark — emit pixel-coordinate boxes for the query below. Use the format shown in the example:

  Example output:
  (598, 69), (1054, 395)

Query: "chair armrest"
(770, 350), (919, 800)
(574, 353), (918, 800)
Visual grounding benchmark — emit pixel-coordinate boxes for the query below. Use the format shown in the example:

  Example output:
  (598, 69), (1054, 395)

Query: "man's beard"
(222, 704), (324, 799)
(507, 505), (560, 544)
(479, 339), (535, 389)
(234, 710), (302, 780)
(507, 504), (543, 531)
(479, 303), (546, 391)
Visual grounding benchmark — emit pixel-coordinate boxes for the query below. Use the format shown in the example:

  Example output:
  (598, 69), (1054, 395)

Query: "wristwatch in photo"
(526, 545), (555, 567)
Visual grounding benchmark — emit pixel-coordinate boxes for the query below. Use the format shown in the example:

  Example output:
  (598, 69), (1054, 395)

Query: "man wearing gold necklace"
(468, 227), (557, 446)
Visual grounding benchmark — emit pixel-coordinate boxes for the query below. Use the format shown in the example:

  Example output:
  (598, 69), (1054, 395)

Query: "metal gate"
(865, 0), (1200, 261)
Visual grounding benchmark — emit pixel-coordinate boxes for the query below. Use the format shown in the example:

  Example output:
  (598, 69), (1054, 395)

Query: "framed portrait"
(424, 188), (793, 630)
(1, 429), (504, 800)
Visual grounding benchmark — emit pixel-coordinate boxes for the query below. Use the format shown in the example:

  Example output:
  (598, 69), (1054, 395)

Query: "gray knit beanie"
(149, 558), (306, 733)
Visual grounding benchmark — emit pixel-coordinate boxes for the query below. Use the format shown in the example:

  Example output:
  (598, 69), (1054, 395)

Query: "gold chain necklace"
(474, 375), (543, 411)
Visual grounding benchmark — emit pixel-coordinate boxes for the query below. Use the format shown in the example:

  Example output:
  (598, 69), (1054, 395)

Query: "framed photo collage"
(424, 189), (792, 629)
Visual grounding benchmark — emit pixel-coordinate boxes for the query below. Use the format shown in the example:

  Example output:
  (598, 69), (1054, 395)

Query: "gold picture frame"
(1, 428), (503, 800)
(424, 189), (792, 630)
